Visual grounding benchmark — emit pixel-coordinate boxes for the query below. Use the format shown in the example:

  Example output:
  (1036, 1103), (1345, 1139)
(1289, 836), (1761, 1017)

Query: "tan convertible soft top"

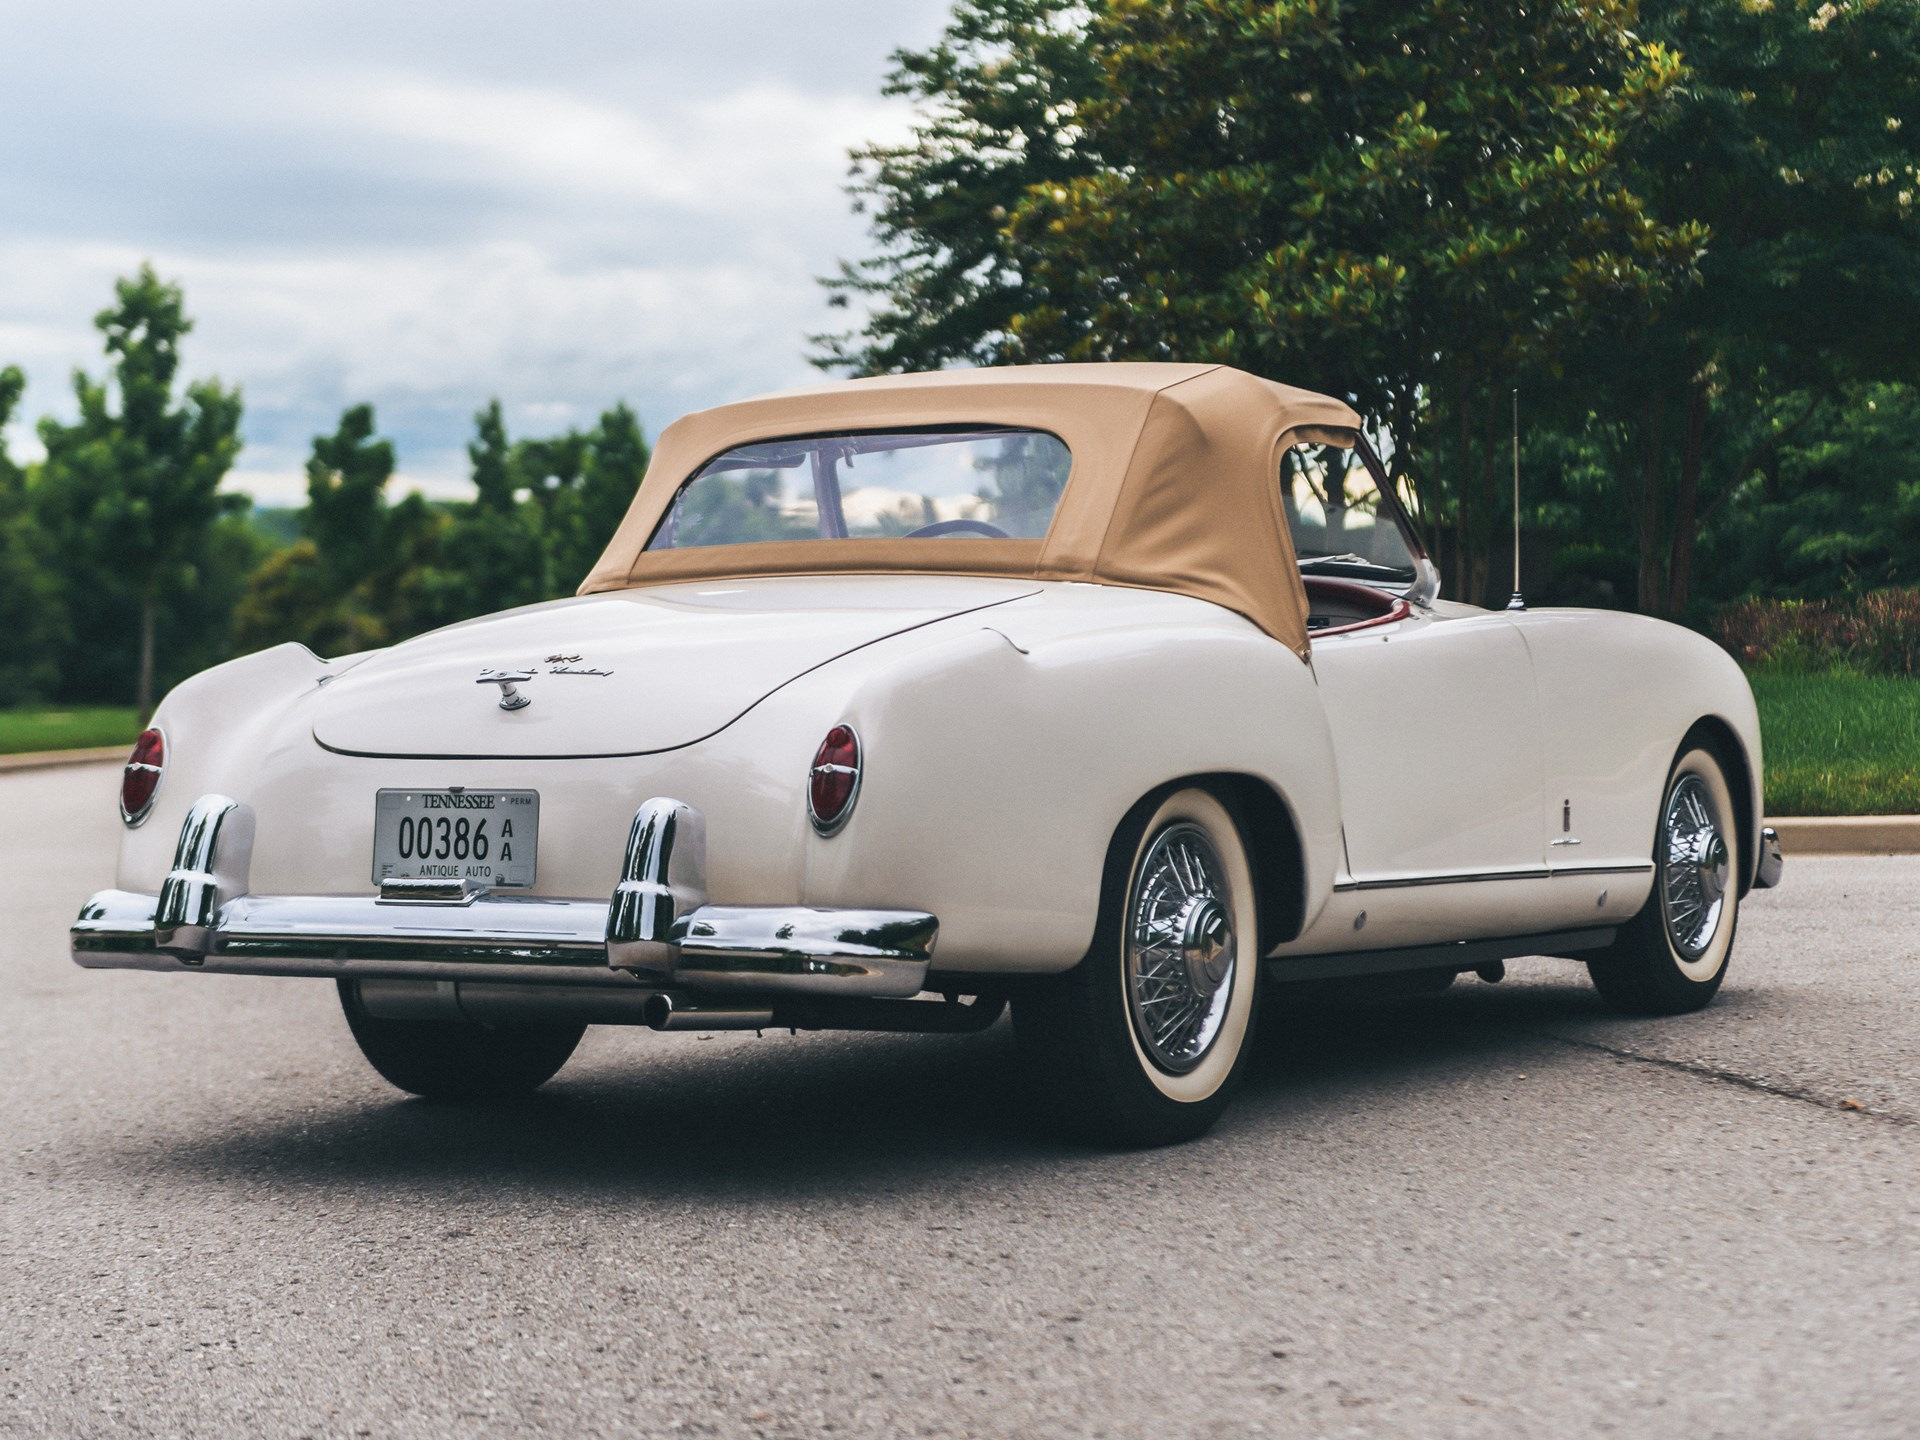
(578, 362), (1362, 657)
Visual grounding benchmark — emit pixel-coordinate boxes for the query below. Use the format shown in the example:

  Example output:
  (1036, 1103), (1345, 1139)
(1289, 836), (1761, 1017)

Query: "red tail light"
(120, 728), (166, 826)
(808, 724), (861, 835)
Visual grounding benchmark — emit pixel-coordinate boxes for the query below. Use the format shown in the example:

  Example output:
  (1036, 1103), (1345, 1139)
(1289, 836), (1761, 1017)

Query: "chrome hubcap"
(1127, 824), (1236, 1074)
(1661, 774), (1729, 960)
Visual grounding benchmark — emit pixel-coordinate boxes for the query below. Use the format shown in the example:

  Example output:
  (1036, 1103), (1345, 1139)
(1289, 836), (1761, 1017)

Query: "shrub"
(1714, 588), (1920, 677)
(1854, 589), (1920, 678)
(1712, 598), (1855, 671)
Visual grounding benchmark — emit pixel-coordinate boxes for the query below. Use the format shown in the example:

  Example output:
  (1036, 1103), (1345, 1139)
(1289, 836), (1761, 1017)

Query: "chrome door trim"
(1332, 859), (1654, 893)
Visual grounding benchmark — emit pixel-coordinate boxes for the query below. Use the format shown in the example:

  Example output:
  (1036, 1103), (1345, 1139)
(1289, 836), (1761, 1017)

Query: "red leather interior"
(1303, 575), (1411, 637)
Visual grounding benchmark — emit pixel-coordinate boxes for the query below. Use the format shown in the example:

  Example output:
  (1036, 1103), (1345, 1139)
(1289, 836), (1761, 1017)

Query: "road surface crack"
(1534, 1031), (1915, 1128)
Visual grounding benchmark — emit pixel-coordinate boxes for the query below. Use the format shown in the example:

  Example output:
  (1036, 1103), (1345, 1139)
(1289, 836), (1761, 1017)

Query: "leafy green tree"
(0, 366), (69, 699)
(1575, 0), (1920, 614)
(34, 265), (243, 712)
(816, 0), (1100, 373)
(236, 399), (649, 655)
(445, 399), (650, 615)
(468, 398), (518, 514)
(821, 0), (1702, 603)
(234, 404), (442, 655)
(1704, 383), (1920, 601)
(427, 400), (556, 621)
(303, 404), (399, 589)
(541, 403), (652, 588)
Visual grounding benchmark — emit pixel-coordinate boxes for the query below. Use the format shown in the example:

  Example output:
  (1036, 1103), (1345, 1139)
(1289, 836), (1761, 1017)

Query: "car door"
(1307, 605), (1549, 946)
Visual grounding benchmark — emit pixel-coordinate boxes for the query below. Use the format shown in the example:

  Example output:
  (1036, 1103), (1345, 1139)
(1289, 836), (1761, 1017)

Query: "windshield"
(648, 426), (1072, 550)
(1282, 445), (1419, 584)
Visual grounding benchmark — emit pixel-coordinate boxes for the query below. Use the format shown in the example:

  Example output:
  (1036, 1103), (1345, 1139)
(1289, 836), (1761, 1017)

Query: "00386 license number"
(394, 813), (496, 863)
(372, 788), (539, 889)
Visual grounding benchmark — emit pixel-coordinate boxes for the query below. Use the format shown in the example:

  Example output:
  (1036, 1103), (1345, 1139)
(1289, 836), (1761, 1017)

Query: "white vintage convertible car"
(73, 363), (1782, 1144)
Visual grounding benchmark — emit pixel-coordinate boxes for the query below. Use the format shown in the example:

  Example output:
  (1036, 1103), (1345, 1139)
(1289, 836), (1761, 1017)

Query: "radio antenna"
(1505, 388), (1526, 613)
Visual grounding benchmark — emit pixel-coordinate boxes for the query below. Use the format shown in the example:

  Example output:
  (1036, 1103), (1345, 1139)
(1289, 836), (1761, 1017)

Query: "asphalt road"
(2, 763), (1915, 1440)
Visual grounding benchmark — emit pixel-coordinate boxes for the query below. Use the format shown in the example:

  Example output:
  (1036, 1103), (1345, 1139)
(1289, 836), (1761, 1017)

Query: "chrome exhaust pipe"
(641, 993), (775, 1032)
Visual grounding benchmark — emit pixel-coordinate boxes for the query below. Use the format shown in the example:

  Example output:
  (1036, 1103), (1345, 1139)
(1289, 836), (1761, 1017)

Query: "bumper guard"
(72, 795), (937, 999)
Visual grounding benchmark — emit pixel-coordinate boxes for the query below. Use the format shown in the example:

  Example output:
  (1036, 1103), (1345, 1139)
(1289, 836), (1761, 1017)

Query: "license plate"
(372, 789), (539, 888)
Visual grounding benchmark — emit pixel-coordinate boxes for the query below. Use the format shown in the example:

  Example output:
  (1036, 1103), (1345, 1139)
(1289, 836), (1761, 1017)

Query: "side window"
(1280, 444), (1419, 586)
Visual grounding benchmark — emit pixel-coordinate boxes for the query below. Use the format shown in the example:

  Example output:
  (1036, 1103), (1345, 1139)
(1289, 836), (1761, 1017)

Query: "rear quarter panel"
(794, 586), (1342, 971)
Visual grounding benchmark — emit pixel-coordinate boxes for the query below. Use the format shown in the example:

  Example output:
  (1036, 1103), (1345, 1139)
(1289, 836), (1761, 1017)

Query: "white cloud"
(2, 232), (878, 489)
(0, 0), (950, 502)
(272, 71), (904, 216)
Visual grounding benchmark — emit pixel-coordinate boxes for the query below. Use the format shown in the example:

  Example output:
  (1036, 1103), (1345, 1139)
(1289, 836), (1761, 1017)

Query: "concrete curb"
(1767, 815), (1920, 856)
(0, 745), (130, 773)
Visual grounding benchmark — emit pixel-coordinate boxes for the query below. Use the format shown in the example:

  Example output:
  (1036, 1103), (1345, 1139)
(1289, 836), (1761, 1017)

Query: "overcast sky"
(0, 0), (953, 503)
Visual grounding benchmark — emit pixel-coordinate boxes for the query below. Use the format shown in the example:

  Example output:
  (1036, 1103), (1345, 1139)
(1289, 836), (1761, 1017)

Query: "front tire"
(1587, 745), (1741, 1015)
(1015, 787), (1261, 1147)
(338, 980), (585, 1102)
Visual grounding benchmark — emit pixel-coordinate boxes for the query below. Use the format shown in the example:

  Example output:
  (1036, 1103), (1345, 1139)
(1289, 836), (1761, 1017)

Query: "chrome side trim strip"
(1332, 860), (1655, 893)
(1755, 826), (1784, 889)
(1334, 867), (1547, 893)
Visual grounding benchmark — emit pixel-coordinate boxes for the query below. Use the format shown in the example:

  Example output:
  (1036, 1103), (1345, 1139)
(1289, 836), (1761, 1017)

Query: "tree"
(1706, 382), (1920, 602)
(443, 399), (651, 617)
(0, 365), (69, 699)
(233, 404), (441, 656)
(1578, 0), (1920, 614)
(815, 0), (1099, 373)
(303, 403), (398, 590)
(34, 265), (243, 713)
(235, 399), (650, 655)
(428, 401), (557, 622)
(821, 0), (1702, 603)
(543, 403), (651, 589)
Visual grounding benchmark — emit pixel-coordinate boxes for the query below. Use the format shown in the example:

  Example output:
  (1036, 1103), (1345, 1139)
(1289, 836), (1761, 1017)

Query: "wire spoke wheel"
(1660, 773), (1730, 960)
(1013, 787), (1260, 1145)
(1126, 823), (1237, 1074)
(1588, 743), (1741, 1016)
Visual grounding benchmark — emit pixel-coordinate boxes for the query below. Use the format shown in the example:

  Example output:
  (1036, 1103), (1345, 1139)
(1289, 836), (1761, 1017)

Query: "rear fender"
(794, 618), (1340, 973)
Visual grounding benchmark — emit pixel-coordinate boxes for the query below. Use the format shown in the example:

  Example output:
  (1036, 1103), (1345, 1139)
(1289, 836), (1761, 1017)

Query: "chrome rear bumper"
(1755, 825), (1784, 889)
(72, 794), (937, 999)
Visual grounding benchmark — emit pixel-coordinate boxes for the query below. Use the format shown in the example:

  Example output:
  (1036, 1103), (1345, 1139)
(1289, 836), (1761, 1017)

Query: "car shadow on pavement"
(116, 965), (1668, 1200)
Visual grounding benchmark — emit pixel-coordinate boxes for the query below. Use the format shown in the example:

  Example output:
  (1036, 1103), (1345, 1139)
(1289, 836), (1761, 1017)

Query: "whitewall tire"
(1015, 787), (1261, 1146)
(1588, 745), (1741, 1015)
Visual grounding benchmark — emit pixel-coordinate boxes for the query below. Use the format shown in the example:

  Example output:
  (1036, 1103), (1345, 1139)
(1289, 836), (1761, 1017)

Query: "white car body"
(73, 363), (1778, 1107)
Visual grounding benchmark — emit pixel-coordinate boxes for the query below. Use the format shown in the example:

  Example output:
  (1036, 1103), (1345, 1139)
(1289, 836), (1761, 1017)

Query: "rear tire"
(1587, 745), (1741, 1016)
(338, 980), (585, 1102)
(1015, 787), (1261, 1147)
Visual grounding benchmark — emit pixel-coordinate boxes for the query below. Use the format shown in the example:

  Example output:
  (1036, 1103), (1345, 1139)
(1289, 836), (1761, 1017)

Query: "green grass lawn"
(0, 706), (142, 756)
(1751, 669), (1920, 816)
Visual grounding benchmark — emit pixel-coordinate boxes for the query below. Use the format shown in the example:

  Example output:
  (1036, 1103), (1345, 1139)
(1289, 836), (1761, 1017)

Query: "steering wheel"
(902, 518), (1011, 539)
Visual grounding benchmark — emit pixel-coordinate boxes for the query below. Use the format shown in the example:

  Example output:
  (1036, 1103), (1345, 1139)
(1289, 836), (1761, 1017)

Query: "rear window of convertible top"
(646, 427), (1072, 549)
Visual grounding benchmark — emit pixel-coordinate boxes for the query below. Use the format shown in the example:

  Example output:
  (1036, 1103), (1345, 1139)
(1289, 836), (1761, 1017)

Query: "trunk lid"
(310, 575), (1038, 759)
